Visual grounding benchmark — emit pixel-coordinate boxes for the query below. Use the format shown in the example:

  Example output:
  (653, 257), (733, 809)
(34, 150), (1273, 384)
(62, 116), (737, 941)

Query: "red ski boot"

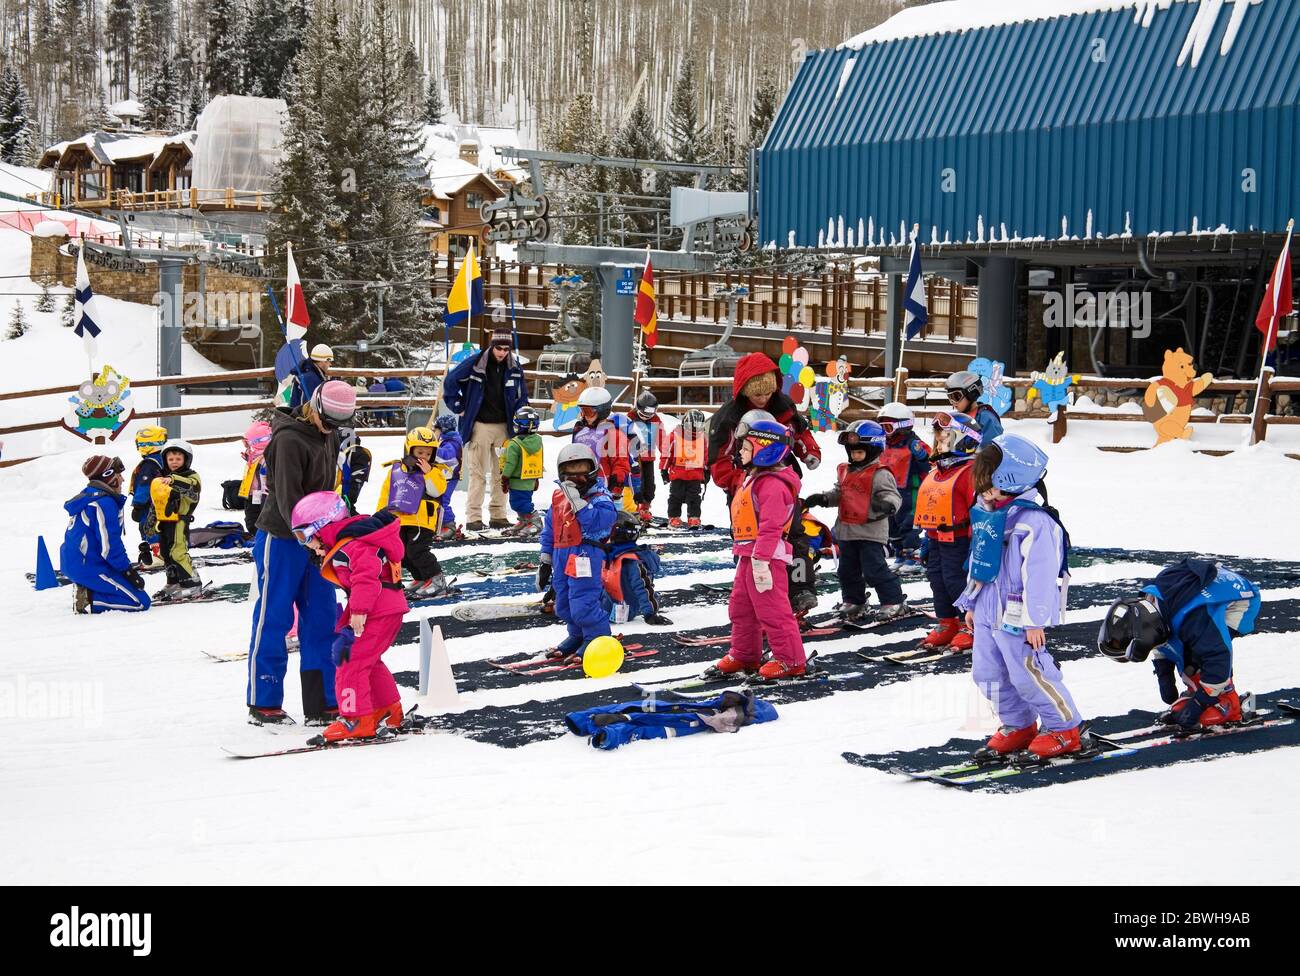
(321, 712), (380, 743)
(668, 517), (685, 529)
(1198, 689), (1242, 727)
(688, 517), (702, 529)
(983, 724), (1037, 755)
(637, 503), (653, 524)
(373, 701), (404, 730)
(948, 626), (974, 653)
(1027, 725), (1083, 759)
(701, 653), (760, 680)
(923, 617), (961, 648)
(756, 658), (807, 681)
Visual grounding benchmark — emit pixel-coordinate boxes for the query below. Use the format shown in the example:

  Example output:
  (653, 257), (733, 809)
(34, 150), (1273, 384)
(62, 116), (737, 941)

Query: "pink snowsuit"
(315, 513), (409, 719)
(728, 465), (806, 669)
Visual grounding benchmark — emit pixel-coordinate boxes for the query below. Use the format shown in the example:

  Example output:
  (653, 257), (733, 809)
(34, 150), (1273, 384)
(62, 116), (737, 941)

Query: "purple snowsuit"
(955, 490), (1080, 733)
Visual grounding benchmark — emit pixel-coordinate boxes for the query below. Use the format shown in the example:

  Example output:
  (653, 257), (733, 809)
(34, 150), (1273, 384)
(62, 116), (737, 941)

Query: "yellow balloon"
(582, 636), (625, 678)
(799, 365), (816, 388)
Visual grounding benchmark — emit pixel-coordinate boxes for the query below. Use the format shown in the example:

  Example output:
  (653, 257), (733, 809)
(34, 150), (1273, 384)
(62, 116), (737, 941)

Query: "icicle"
(788, 230), (797, 248)
(944, 230), (951, 244)
(867, 217), (875, 244)
(847, 227), (855, 248)
(1060, 216), (1069, 240)
(1000, 222), (1008, 242)
(818, 229), (826, 248)
(930, 225), (939, 245)
(899, 219), (907, 244)
(976, 214), (985, 244)
(858, 218), (865, 245)
(888, 232), (896, 247)
(837, 216), (845, 247)
(1123, 211), (1133, 238)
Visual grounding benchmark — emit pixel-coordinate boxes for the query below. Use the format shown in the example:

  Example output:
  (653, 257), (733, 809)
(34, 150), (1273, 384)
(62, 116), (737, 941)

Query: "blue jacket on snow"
(61, 485), (133, 583)
(441, 347), (529, 441)
(565, 690), (779, 750)
(1142, 558), (1260, 686)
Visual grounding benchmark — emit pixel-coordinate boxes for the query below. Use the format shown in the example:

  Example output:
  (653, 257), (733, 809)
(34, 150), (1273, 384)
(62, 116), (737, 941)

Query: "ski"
(515, 647), (658, 677)
(669, 624), (841, 648)
(487, 643), (646, 673)
(204, 644), (299, 664)
(451, 598), (547, 622)
(152, 582), (250, 606)
(222, 732), (405, 760)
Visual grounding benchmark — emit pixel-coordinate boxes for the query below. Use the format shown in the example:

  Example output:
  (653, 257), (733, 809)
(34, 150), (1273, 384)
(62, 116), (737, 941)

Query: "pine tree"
(245, 0), (310, 99)
(207, 0), (245, 97)
(746, 71), (779, 153)
(707, 95), (744, 191)
(423, 75), (445, 125)
(141, 58), (179, 130)
(6, 301), (29, 340)
(0, 66), (38, 165)
(105, 0), (135, 100)
(36, 278), (55, 313)
(665, 53), (706, 190)
(610, 90), (665, 242)
(61, 294), (75, 327)
(135, 0), (174, 96)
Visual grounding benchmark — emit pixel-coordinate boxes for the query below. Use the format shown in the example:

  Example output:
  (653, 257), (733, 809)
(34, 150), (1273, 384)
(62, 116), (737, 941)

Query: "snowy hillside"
(1, 421), (1297, 884)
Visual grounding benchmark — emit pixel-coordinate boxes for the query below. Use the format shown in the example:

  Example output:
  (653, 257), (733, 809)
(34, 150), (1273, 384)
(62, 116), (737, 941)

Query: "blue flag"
(903, 237), (927, 340)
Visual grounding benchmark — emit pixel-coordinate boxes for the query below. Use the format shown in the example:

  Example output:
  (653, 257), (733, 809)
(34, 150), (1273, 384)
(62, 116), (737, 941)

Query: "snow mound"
(31, 220), (70, 238)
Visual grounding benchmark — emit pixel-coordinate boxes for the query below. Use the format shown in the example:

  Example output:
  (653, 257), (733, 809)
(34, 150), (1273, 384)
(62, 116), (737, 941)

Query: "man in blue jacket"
(441, 328), (529, 530)
(61, 455), (150, 614)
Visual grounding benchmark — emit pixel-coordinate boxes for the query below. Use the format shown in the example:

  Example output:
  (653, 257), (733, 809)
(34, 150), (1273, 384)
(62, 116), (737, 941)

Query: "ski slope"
(2, 416), (1298, 884)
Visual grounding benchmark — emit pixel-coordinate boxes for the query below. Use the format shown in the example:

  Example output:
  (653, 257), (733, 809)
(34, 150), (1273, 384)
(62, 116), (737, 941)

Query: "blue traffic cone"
(34, 535), (59, 590)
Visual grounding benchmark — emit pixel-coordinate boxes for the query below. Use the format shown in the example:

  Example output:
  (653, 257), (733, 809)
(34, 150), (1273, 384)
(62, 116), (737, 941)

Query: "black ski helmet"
(609, 511), (641, 545)
(1097, 595), (1169, 663)
(635, 391), (658, 420)
(681, 409), (707, 434)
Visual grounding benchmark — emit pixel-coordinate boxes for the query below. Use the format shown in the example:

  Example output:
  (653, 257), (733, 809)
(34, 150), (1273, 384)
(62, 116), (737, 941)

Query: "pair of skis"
(486, 644), (655, 677)
(222, 709), (437, 760)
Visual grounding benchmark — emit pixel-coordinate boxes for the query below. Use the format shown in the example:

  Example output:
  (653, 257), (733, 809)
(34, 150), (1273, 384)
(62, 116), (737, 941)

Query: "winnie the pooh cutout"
(1026, 352), (1080, 417)
(1143, 347), (1213, 445)
(810, 355), (850, 431)
(63, 365), (135, 443)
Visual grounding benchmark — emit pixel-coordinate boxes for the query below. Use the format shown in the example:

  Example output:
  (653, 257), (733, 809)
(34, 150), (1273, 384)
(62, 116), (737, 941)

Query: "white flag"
(73, 246), (104, 362)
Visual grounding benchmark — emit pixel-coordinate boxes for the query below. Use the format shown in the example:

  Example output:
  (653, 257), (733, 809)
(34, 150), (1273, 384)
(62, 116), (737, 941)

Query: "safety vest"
(914, 460), (974, 542)
(730, 471), (794, 542)
(1142, 568), (1260, 671)
(548, 487), (585, 548)
(317, 537), (403, 589)
(379, 464), (445, 532)
(519, 442), (544, 480)
(602, 551), (637, 603)
(238, 462), (258, 499)
(881, 444), (913, 492)
(673, 431), (707, 470)
(835, 461), (879, 525)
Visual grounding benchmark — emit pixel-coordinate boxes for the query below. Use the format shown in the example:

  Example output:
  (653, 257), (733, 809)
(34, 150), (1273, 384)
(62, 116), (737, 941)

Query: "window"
(80, 168), (105, 199)
(467, 192), (482, 210)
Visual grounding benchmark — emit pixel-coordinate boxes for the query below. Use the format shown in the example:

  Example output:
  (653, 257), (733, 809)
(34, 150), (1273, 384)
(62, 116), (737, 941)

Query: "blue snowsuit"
(128, 454), (165, 546)
(540, 480), (618, 656)
(599, 542), (662, 622)
(441, 347), (529, 442)
(1142, 559), (1260, 697)
(436, 430), (464, 523)
(970, 403), (1003, 449)
(565, 690), (778, 750)
(60, 484), (151, 613)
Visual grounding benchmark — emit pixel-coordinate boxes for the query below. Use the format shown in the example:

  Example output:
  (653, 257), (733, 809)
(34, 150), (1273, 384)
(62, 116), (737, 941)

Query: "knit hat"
(311, 380), (357, 428)
(489, 328), (513, 348)
(739, 370), (778, 400)
(83, 454), (124, 485)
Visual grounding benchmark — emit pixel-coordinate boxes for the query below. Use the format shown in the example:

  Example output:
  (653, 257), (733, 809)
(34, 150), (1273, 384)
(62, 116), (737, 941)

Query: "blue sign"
(615, 267), (636, 296)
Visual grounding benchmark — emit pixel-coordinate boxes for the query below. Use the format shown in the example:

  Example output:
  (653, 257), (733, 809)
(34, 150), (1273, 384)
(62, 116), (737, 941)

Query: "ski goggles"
(933, 412), (981, 445)
(837, 428), (883, 448)
(945, 389), (969, 403)
(878, 418), (912, 436)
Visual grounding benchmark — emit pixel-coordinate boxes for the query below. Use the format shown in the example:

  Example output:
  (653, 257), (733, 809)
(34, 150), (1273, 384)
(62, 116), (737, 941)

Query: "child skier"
(128, 425), (168, 567)
(151, 440), (203, 598)
(628, 391), (670, 524)
(61, 455), (150, 614)
(377, 426), (455, 598)
(337, 427), (372, 515)
(914, 411), (981, 651)
(877, 403), (931, 568)
(433, 413), (464, 539)
(600, 512), (673, 626)
(804, 419), (908, 623)
(786, 500), (837, 620)
(945, 370), (1004, 445)
(537, 443), (619, 663)
(710, 418), (807, 681)
(289, 492), (408, 742)
(572, 387), (631, 509)
(499, 405), (544, 536)
(1098, 559), (1260, 729)
(958, 434), (1083, 760)
(660, 409), (708, 528)
(237, 420), (272, 537)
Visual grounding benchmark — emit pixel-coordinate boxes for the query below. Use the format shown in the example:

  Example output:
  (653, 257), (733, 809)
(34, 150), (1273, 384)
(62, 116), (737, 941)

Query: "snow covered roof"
(424, 156), (502, 199)
(108, 98), (145, 119)
(418, 121), (530, 183)
(841, 0), (1259, 67)
(38, 130), (195, 169)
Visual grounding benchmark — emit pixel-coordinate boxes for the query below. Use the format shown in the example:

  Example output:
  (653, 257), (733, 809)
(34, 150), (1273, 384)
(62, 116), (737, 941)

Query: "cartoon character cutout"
(810, 356), (851, 431)
(63, 365), (135, 444)
(550, 372), (587, 431)
(583, 359), (606, 390)
(967, 357), (1012, 416)
(1026, 352), (1080, 415)
(1143, 347), (1213, 445)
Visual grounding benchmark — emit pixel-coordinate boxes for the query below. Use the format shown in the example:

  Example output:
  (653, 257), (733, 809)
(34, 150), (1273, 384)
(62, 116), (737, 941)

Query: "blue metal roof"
(758, 1), (1300, 248)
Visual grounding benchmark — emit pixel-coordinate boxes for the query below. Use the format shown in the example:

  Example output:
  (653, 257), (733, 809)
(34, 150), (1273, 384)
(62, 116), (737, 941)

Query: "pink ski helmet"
(290, 491), (349, 545)
(243, 421), (272, 462)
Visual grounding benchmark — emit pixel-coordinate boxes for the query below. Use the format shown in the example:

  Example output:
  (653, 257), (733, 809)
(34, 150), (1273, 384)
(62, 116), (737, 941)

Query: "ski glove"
(750, 559), (773, 593)
(500, 476), (511, 494)
(803, 493), (829, 509)
(331, 627), (357, 666)
(1153, 658), (1179, 705)
(130, 503), (149, 525)
(660, 468), (671, 485)
(560, 481), (588, 512)
(124, 567), (145, 590)
(804, 453), (821, 471)
(1175, 688), (1220, 730)
(645, 613), (673, 626)
(536, 561), (553, 592)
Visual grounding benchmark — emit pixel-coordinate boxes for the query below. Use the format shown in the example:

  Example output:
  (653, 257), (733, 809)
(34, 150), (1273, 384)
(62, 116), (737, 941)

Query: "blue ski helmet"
(514, 405), (541, 434)
(838, 419), (886, 452)
(990, 434), (1048, 493)
(435, 413), (459, 434)
(743, 419), (793, 467)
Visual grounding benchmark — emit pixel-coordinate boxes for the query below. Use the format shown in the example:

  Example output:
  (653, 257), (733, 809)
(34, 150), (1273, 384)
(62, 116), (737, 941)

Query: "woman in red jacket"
(707, 352), (821, 499)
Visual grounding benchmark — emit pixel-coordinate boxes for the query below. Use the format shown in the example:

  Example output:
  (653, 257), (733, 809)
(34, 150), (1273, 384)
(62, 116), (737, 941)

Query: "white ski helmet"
(878, 402), (914, 423)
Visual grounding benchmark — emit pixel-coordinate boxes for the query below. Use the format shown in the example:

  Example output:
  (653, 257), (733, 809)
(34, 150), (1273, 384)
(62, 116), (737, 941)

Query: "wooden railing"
(33, 187), (268, 212)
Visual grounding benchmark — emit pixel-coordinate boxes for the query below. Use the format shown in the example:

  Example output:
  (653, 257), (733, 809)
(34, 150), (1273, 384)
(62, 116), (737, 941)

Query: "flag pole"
(895, 223), (920, 401)
(1249, 217), (1294, 445)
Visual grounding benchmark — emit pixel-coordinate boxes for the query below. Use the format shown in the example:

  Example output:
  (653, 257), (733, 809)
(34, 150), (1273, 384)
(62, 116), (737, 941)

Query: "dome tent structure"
(191, 95), (286, 199)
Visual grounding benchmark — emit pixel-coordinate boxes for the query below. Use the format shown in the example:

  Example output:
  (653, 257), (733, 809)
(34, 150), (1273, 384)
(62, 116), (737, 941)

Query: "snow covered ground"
(2, 412), (1298, 884)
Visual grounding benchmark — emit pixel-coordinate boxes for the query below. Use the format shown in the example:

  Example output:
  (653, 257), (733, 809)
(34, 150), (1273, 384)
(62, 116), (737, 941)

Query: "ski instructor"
(441, 327), (529, 531)
(246, 379), (357, 725)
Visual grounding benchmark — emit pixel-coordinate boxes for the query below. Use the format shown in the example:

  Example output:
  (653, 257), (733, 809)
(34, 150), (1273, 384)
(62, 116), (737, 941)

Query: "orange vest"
(672, 431), (707, 469)
(914, 461), (975, 542)
(602, 551), (636, 603)
(730, 471), (794, 542)
(317, 537), (402, 588)
(835, 461), (879, 525)
(548, 487), (585, 548)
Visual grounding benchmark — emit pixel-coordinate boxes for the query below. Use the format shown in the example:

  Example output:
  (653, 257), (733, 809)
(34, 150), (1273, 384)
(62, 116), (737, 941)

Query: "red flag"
(284, 242), (310, 340)
(1255, 223), (1293, 355)
(634, 253), (657, 349)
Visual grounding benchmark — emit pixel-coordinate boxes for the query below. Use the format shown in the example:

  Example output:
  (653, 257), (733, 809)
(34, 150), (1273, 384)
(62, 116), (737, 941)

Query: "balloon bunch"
(777, 335), (817, 410)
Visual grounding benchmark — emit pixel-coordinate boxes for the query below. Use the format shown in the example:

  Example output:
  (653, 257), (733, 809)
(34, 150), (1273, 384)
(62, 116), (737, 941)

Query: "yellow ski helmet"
(404, 426), (440, 454)
(135, 426), (167, 455)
